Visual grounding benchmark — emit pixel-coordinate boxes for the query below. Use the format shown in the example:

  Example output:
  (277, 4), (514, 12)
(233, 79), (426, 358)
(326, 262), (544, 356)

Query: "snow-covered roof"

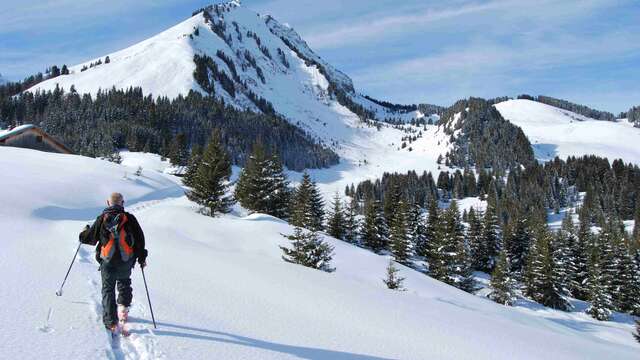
(0, 124), (36, 141)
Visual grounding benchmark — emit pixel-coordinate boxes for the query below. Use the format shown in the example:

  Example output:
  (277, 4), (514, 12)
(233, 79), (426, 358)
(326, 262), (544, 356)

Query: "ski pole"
(56, 242), (82, 296)
(141, 266), (157, 329)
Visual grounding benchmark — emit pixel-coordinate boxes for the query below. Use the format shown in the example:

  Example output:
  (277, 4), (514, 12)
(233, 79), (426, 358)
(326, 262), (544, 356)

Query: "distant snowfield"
(1, 147), (638, 359)
(495, 99), (640, 164)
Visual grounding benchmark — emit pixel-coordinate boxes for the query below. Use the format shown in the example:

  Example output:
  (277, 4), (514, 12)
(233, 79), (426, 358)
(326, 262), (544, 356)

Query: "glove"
(79, 225), (90, 243)
(138, 249), (148, 268)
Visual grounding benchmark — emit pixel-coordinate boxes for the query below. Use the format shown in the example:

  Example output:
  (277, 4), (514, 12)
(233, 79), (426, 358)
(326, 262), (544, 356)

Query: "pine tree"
(436, 201), (471, 288)
(572, 206), (593, 300)
(467, 207), (483, 270)
(383, 260), (406, 291)
(609, 228), (640, 315)
(290, 172), (324, 231)
(525, 225), (571, 310)
(585, 259), (613, 321)
(424, 198), (440, 268)
(235, 141), (289, 218)
(489, 247), (516, 305)
(409, 202), (428, 257)
(280, 227), (334, 272)
(561, 212), (580, 298)
(361, 200), (388, 253)
(383, 182), (403, 224)
(478, 204), (500, 272)
(182, 144), (203, 188)
(344, 197), (360, 244)
(634, 204), (640, 243)
(389, 200), (411, 264)
(186, 130), (234, 216)
(634, 320), (640, 343)
(505, 214), (530, 276)
(327, 192), (346, 240)
(168, 133), (189, 166)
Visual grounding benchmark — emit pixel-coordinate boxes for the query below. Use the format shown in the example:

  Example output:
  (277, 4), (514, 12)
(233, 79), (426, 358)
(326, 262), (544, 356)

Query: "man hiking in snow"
(79, 192), (147, 333)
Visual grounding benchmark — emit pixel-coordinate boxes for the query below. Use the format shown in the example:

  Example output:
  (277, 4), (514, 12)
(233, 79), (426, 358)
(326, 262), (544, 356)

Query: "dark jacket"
(80, 205), (147, 265)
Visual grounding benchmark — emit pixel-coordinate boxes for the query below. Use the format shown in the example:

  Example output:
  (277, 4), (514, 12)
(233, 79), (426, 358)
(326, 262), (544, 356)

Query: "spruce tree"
(383, 260), (405, 291)
(634, 320), (640, 343)
(467, 207), (483, 270)
(389, 200), (411, 264)
(572, 206), (593, 300)
(280, 227), (335, 272)
(186, 131), (234, 216)
(235, 141), (289, 218)
(290, 172), (325, 231)
(525, 225), (571, 310)
(344, 197), (360, 244)
(182, 144), (203, 188)
(361, 200), (388, 253)
(634, 204), (640, 243)
(327, 192), (346, 240)
(409, 202), (428, 257)
(611, 234), (640, 314)
(425, 198), (441, 270)
(383, 182), (403, 225)
(478, 204), (500, 272)
(168, 133), (189, 166)
(437, 201), (471, 288)
(489, 247), (516, 305)
(505, 214), (530, 276)
(585, 259), (613, 321)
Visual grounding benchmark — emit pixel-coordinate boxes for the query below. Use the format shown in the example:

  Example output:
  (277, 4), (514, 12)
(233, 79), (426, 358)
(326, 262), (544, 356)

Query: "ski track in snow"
(81, 196), (177, 359)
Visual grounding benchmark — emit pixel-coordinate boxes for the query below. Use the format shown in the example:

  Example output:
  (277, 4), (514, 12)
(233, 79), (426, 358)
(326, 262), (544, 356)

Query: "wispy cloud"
(303, 0), (517, 49)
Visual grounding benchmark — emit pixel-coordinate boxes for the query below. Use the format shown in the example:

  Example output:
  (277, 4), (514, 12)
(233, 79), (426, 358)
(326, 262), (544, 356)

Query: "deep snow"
(1, 147), (638, 360)
(495, 99), (640, 164)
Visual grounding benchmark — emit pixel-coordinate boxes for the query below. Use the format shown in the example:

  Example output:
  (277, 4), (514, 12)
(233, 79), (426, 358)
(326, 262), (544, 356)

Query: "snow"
(495, 99), (640, 164)
(1, 146), (638, 359)
(119, 151), (174, 174)
(0, 124), (36, 140)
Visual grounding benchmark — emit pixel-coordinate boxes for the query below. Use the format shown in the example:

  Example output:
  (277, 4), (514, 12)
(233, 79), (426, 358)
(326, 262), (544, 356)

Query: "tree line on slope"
(0, 86), (338, 170)
(517, 94), (616, 121)
(439, 98), (536, 172)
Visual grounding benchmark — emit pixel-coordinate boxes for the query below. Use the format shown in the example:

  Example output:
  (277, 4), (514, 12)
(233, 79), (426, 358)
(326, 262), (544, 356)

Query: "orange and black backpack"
(99, 212), (135, 264)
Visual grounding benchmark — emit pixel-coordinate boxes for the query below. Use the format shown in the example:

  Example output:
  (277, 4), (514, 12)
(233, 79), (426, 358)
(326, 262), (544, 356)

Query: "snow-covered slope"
(495, 99), (640, 163)
(1, 147), (639, 360)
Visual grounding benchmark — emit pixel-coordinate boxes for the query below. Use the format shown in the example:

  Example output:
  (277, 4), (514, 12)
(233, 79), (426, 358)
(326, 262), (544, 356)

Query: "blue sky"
(1, 0), (638, 113)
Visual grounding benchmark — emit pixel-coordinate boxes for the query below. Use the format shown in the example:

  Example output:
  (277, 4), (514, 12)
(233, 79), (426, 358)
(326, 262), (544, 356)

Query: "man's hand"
(79, 225), (90, 242)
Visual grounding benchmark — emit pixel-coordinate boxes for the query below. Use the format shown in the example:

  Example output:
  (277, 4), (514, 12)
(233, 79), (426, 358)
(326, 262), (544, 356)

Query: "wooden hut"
(0, 125), (73, 154)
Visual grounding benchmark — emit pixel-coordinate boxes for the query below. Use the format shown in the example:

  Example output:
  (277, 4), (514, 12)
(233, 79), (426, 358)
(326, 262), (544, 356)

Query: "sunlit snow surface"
(0, 147), (638, 359)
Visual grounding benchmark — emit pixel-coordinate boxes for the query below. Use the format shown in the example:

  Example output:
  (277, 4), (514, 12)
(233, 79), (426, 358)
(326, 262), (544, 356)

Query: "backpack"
(99, 212), (135, 264)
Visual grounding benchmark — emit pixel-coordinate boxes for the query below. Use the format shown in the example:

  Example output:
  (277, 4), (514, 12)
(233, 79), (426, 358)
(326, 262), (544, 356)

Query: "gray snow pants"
(100, 260), (134, 327)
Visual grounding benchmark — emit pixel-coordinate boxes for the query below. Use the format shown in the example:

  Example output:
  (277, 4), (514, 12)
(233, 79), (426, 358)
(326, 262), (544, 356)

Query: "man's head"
(108, 192), (125, 207)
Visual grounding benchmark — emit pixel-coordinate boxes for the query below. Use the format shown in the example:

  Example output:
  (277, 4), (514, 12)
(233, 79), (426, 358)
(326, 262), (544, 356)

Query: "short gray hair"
(109, 192), (124, 206)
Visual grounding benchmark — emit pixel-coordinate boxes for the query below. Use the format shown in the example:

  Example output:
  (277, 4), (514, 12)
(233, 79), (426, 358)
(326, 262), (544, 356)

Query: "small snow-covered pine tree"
(408, 202), (428, 257)
(280, 227), (335, 272)
(344, 197), (360, 244)
(235, 141), (289, 218)
(489, 247), (516, 306)
(383, 260), (405, 291)
(327, 192), (346, 240)
(186, 130), (234, 216)
(389, 200), (411, 264)
(290, 172), (324, 231)
(478, 204), (500, 272)
(467, 207), (483, 270)
(634, 320), (640, 343)
(586, 260), (613, 321)
(182, 144), (202, 188)
(361, 200), (388, 253)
